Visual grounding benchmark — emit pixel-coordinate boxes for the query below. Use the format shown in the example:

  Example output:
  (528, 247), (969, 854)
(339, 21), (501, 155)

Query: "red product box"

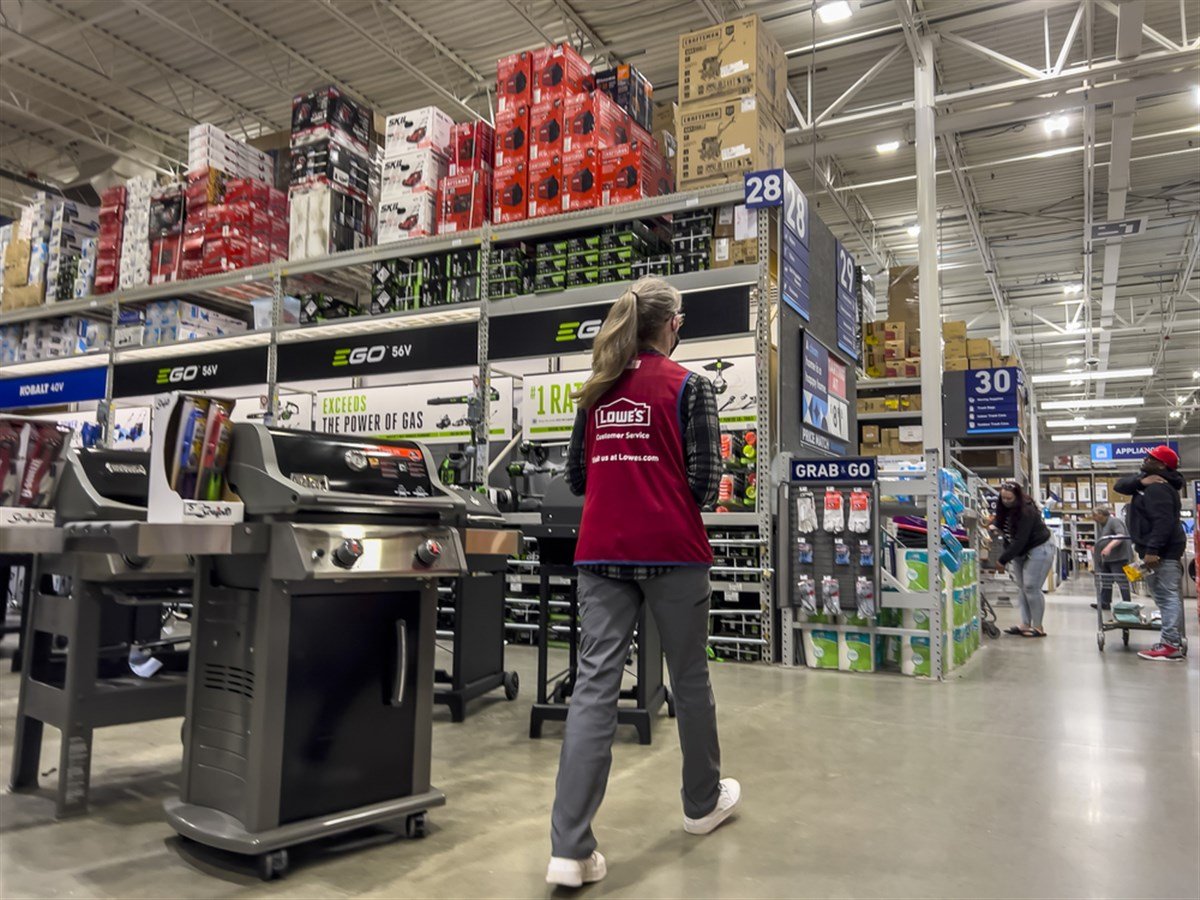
(561, 147), (601, 212)
(150, 236), (184, 284)
(99, 185), (127, 207)
(563, 91), (630, 153)
(271, 217), (289, 246)
(450, 121), (495, 175)
(270, 240), (288, 261)
(529, 97), (565, 161)
(527, 153), (563, 218)
(497, 50), (534, 112)
(185, 167), (227, 206)
(494, 104), (529, 168)
(225, 177), (270, 208)
(438, 171), (491, 233)
(250, 240), (270, 266)
(268, 187), (287, 219)
(532, 43), (594, 103)
(629, 121), (655, 150)
(600, 140), (668, 205)
(493, 160), (528, 224)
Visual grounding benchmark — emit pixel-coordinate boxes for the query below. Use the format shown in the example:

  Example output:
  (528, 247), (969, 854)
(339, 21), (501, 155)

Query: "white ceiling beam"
(548, 0), (622, 65)
(1095, 0), (1183, 52)
(0, 5), (126, 62)
(1052, 1), (1086, 75)
(504, 0), (556, 45)
(377, 0), (487, 84)
(813, 45), (905, 127)
(937, 31), (1044, 80)
(892, 0), (926, 67)
(694, 0), (723, 25)
(317, 0), (484, 121)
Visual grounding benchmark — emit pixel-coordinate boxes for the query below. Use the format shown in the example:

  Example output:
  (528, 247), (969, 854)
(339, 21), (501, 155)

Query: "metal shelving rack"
(2, 181), (779, 661)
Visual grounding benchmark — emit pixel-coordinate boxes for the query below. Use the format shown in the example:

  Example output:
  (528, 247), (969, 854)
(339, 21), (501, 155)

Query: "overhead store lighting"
(1045, 417), (1138, 428)
(906, 224), (920, 237)
(1040, 397), (1144, 410)
(817, 1), (853, 24)
(875, 140), (901, 154)
(1170, 410), (1183, 419)
(1050, 432), (1132, 442)
(1062, 282), (1083, 295)
(1031, 367), (1154, 385)
(1043, 115), (1070, 135)
(1065, 357), (1081, 366)
(1193, 370), (1200, 379)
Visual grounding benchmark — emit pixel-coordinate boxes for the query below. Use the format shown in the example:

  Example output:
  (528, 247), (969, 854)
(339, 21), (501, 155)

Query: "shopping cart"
(1093, 568), (1160, 652)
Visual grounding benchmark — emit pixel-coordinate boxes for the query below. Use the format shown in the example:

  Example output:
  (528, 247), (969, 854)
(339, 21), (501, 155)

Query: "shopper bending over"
(1115, 445), (1187, 661)
(546, 277), (738, 888)
(1091, 504), (1132, 611)
(994, 481), (1055, 637)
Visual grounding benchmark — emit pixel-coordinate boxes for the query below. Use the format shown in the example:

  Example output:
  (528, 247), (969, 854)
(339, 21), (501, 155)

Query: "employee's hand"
(1143, 553), (1161, 567)
(1141, 474), (1168, 486)
(1101, 543), (1114, 558)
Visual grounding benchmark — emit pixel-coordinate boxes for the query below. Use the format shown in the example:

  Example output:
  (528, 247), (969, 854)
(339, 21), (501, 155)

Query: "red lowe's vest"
(574, 352), (713, 566)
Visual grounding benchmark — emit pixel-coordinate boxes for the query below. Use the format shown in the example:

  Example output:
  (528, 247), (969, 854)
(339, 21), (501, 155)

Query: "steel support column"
(915, 36), (943, 451)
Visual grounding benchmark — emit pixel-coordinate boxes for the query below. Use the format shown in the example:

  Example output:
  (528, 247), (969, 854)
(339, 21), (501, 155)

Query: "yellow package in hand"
(1122, 563), (1144, 583)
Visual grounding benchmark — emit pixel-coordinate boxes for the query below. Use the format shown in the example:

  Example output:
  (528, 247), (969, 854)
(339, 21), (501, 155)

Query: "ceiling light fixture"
(1193, 370), (1200, 379)
(817, 0), (853, 24)
(1065, 357), (1081, 366)
(1045, 417), (1138, 428)
(906, 224), (920, 237)
(1170, 410), (1183, 419)
(1043, 115), (1070, 135)
(1062, 282), (1083, 295)
(875, 140), (901, 154)
(1040, 397), (1145, 410)
(1050, 431), (1132, 442)
(1031, 367), (1154, 385)
(1069, 379), (1085, 387)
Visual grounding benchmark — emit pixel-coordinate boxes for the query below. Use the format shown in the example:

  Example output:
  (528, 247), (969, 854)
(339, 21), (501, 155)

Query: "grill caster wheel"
(1122, 630), (1130, 647)
(503, 671), (520, 701)
(666, 689), (676, 718)
(406, 812), (427, 839)
(1097, 631), (1105, 651)
(257, 849), (288, 881)
(551, 681), (568, 704)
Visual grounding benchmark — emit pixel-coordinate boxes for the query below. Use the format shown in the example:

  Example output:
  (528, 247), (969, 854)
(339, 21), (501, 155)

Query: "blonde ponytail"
(573, 277), (682, 409)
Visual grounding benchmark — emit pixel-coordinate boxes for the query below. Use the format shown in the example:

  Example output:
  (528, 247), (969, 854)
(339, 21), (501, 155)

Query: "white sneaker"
(546, 850), (607, 888)
(683, 777), (742, 835)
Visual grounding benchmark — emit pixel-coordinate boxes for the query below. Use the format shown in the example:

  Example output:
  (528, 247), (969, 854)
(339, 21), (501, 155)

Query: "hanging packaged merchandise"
(797, 575), (817, 612)
(847, 487), (871, 533)
(718, 473), (736, 506)
(856, 576), (876, 619)
(834, 538), (850, 566)
(822, 575), (841, 616)
(859, 539), (874, 567)
(823, 488), (845, 533)
(796, 537), (813, 565)
(745, 472), (757, 505)
(795, 489), (818, 533)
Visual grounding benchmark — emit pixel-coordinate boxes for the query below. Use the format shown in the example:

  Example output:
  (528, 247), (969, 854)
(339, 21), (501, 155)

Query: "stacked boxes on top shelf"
(118, 175), (155, 290)
(288, 86), (374, 259)
(46, 201), (99, 301)
(941, 319), (1019, 371)
(532, 220), (670, 293)
(93, 185), (126, 295)
(381, 105), (453, 242)
(370, 247), (485, 314)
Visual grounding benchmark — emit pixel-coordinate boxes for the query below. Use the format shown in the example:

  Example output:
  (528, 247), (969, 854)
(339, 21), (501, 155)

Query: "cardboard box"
(884, 321), (907, 342)
(600, 139), (667, 206)
(438, 171), (491, 233)
(997, 355), (1020, 367)
(966, 338), (993, 357)
(563, 90), (629, 153)
(883, 340), (905, 360)
(292, 86), (372, 153)
(532, 43), (594, 103)
(942, 320), (967, 340)
(944, 338), (967, 358)
(493, 160), (529, 224)
(378, 192), (437, 242)
(497, 50), (534, 113)
(594, 64), (653, 132)
(859, 444), (878, 457)
(902, 358), (921, 378)
(677, 94), (784, 187)
(677, 15), (787, 124)
(899, 425), (923, 444)
(857, 397), (887, 414)
(495, 104), (530, 168)
(861, 425), (880, 444)
(907, 336), (922, 357)
(384, 106), (454, 156)
(527, 153), (563, 218)
(968, 357), (996, 370)
(529, 97), (566, 161)
(562, 146), (602, 212)
(290, 138), (372, 197)
(945, 357), (969, 371)
(887, 266), (921, 334)
(382, 149), (448, 197)
(450, 121), (494, 175)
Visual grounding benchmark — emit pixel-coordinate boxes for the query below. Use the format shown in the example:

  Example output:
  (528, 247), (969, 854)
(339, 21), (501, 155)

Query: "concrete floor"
(1, 578), (1197, 899)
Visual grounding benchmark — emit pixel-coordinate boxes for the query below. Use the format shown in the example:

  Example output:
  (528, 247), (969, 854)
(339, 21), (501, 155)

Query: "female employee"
(546, 277), (740, 889)
(994, 481), (1055, 637)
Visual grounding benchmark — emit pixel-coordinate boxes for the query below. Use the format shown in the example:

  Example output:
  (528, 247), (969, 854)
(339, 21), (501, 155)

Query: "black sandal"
(1004, 626), (1026, 635)
(1021, 630), (1047, 638)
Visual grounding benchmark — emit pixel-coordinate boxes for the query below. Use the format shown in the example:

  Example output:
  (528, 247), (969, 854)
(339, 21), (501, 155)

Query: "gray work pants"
(550, 566), (721, 859)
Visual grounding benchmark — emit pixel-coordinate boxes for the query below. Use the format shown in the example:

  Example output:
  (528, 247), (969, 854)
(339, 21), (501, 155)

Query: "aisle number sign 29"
(744, 169), (807, 241)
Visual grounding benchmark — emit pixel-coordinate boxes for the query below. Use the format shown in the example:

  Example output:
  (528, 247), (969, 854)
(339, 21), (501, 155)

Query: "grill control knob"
(332, 537), (364, 569)
(415, 538), (442, 567)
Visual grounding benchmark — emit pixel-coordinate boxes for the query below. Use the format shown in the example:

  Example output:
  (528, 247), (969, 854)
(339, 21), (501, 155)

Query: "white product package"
(822, 489), (845, 533)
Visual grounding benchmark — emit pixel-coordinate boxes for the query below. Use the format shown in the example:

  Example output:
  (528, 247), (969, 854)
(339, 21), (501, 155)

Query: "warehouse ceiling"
(0, 0), (1197, 446)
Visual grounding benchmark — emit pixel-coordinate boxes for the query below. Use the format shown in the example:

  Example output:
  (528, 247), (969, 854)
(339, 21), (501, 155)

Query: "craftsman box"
(601, 139), (668, 205)
(676, 94), (784, 187)
(450, 121), (494, 175)
(495, 103), (530, 168)
(437, 171), (491, 233)
(562, 146), (602, 212)
(532, 43), (594, 104)
(527, 153), (563, 218)
(677, 14), (788, 123)
(493, 160), (529, 224)
(497, 50), (534, 113)
(563, 90), (630, 154)
(529, 97), (566, 161)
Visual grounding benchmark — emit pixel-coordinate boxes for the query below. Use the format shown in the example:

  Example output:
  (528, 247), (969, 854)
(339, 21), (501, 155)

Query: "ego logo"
(333, 346), (387, 367)
(156, 365), (199, 385)
(555, 319), (602, 343)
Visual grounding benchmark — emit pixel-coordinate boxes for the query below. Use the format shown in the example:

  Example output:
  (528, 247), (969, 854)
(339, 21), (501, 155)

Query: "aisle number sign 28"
(744, 170), (807, 241)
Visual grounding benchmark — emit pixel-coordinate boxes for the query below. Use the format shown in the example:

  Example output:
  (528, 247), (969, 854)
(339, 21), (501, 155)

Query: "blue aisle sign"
(0, 366), (107, 410)
(1091, 440), (1180, 464)
(965, 366), (1021, 434)
(835, 240), (858, 359)
(745, 169), (809, 319)
(791, 457), (876, 482)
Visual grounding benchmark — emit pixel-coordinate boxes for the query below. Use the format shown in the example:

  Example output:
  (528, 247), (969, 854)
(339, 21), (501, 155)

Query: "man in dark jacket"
(1114, 445), (1187, 661)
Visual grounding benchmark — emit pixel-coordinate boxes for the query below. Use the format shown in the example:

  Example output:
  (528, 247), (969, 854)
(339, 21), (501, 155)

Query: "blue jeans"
(1147, 558), (1185, 647)
(1008, 540), (1056, 630)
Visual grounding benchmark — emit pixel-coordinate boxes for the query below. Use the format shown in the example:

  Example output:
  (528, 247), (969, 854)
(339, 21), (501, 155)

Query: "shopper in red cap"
(1115, 445), (1187, 660)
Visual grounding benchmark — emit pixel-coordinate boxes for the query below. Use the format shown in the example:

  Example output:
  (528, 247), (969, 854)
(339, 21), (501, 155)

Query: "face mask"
(1001, 495), (1017, 508)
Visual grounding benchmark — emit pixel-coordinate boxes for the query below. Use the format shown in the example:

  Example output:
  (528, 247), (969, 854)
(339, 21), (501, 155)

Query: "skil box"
(532, 43), (594, 103)
(384, 105), (454, 156)
(527, 153), (563, 219)
(677, 94), (784, 187)
(563, 90), (629, 154)
(493, 160), (529, 224)
(381, 149), (448, 198)
(378, 193), (438, 242)
(495, 103), (530, 168)
(677, 14), (788, 124)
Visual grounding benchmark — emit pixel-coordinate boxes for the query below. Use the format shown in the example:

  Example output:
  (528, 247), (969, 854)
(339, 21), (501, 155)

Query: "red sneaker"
(1137, 642), (1185, 661)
